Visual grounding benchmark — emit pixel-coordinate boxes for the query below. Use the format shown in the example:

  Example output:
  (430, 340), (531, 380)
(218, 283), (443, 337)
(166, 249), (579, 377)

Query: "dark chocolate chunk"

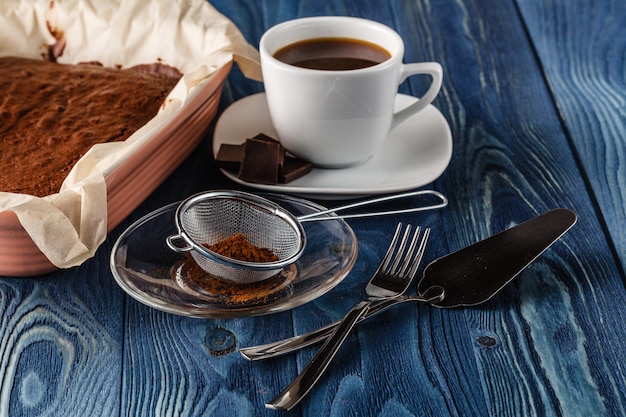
(215, 143), (245, 170)
(237, 137), (282, 184)
(280, 156), (314, 183)
(251, 133), (285, 172)
(216, 133), (313, 185)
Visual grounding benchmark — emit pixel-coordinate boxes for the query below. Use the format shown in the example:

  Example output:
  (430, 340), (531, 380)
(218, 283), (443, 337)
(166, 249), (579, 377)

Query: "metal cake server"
(417, 208), (577, 307)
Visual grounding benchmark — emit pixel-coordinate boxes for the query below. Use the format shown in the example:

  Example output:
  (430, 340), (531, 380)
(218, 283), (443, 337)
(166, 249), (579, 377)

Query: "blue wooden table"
(1, 0), (625, 415)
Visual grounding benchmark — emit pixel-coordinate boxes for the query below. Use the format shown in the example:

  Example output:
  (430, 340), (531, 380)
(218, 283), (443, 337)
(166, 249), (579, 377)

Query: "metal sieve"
(166, 189), (447, 284)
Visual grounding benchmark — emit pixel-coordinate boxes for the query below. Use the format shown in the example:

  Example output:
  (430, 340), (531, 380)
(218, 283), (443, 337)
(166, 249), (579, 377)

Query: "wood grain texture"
(0, 0), (625, 416)
(415, 0), (626, 415)
(516, 0), (626, 274)
(0, 255), (123, 416)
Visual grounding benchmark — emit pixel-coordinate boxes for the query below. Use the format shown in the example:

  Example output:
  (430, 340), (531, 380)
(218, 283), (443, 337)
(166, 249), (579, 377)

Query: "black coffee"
(273, 37), (391, 71)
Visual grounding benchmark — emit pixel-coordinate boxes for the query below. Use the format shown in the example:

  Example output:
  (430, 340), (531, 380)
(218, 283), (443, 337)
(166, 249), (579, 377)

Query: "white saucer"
(213, 93), (452, 199)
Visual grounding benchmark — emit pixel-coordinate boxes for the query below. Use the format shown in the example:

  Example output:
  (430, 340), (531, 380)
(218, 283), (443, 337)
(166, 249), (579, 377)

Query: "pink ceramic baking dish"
(0, 62), (232, 277)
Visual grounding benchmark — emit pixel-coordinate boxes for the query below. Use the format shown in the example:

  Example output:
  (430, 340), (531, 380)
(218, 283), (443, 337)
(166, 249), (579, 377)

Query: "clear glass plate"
(110, 194), (358, 318)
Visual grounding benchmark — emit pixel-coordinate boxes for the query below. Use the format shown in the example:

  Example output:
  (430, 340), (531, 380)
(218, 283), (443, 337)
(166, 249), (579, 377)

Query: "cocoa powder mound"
(0, 57), (180, 197)
(207, 233), (279, 263)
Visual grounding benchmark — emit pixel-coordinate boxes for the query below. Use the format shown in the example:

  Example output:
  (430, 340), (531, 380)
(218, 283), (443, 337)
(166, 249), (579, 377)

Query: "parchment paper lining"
(0, 0), (262, 268)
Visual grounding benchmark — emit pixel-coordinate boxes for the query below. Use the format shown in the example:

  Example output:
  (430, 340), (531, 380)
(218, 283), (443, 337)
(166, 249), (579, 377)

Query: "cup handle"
(391, 62), (443, 129)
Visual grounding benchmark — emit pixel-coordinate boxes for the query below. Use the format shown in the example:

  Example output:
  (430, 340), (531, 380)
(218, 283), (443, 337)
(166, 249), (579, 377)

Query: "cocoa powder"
(179, 254), (293, 304)
(207, 233), (279, 263)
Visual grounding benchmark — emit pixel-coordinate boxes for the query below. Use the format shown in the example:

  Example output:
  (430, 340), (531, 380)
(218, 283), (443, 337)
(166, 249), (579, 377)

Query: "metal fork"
(265, 223), (430, 411)
(240, 286), (444, 361)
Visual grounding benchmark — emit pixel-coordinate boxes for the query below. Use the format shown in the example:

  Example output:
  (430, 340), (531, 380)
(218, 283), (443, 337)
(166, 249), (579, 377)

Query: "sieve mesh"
(173, 192), (306, 284)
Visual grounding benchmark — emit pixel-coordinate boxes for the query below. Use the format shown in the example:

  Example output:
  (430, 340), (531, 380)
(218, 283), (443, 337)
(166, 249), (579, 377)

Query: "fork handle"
(241, 297), (408, 360)
(266, 300), (373, 411)
(241, 290), (451, 360)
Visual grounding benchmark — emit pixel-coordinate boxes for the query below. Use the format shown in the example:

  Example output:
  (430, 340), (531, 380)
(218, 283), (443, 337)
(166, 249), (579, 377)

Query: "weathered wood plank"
(420, 0), (626, 415)
(424, 0), (626, 416)
(0, 254), (124, 416)
(2, 0), (625, 416)
(516, 0), (626, 274)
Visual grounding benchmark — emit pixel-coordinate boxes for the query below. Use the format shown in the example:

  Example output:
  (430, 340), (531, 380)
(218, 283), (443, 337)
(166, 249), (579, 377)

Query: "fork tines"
(371, 223), (430, 292)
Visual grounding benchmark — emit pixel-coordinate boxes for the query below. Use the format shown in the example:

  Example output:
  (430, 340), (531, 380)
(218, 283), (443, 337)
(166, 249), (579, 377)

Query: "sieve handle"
(296, 190), (448, 222)
(166, 234), (193, 253)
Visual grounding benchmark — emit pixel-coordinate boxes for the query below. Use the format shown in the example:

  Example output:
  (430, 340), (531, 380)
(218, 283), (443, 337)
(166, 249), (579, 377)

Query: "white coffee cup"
(259, 16), (443, 168)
